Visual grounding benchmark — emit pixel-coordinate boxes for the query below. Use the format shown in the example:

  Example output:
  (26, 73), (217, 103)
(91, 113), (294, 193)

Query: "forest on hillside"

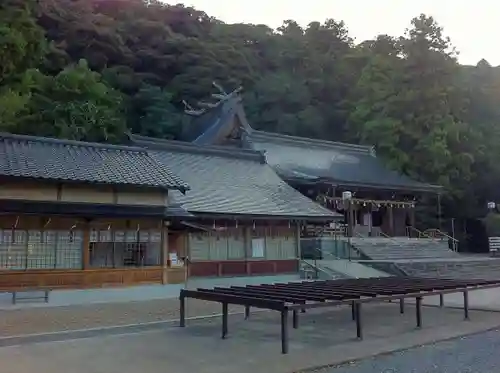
(2, 0), (500, 227)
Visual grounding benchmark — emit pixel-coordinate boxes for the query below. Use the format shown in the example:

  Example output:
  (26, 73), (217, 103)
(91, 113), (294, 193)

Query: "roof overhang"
(0, 200), (195, 220)
(284, 176), (442, 194)
(0, 175), (189, 195)
(180, 221), (228, 232)
(185, 211), (342, 223)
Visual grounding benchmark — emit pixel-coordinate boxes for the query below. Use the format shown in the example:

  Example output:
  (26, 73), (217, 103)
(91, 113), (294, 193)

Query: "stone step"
(350, 237), (458, 260)
(397, 260), (500, 280)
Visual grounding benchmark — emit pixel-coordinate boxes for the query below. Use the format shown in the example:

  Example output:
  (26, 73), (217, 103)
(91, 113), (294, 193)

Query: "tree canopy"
(2, 0), (500, 224)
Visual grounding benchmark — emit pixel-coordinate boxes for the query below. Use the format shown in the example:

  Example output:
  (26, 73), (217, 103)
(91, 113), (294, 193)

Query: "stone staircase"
(318, 259), (391, 278)
(347, 237), (459, 261)
(397, 259), (500, 280)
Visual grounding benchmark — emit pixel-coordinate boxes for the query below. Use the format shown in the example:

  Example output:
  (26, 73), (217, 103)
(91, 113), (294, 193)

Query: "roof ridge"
(248, 130), (374, 154)
(129, 134), (266, 163)
(0, 132), (147, 153)
(185, 86), (243, 117)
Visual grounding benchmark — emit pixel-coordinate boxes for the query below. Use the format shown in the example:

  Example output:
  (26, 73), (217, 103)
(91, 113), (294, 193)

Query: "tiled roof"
(130, 135), (340, 221)
(180, 87), (440, 193)
(0, 133), (189, 192)
(184, 87), (251, 145)
(245, 130), (441, 192)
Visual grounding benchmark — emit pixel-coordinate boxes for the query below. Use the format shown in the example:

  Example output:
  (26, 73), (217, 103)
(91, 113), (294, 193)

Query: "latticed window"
(0, 229), (83, 270)
(89, 229), (162, 268)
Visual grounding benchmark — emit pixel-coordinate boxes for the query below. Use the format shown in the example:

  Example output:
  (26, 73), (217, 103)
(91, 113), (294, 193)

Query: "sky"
(166, 0), (499, 66)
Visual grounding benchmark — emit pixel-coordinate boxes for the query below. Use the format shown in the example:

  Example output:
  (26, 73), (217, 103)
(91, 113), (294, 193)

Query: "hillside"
(2, 0), (500, 222)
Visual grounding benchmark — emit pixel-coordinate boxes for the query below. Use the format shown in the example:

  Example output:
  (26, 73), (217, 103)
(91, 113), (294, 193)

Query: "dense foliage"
(2, 0), (500, 223)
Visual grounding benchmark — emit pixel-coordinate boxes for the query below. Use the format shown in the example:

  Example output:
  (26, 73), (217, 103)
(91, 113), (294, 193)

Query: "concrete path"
(1, 304), (500, 373)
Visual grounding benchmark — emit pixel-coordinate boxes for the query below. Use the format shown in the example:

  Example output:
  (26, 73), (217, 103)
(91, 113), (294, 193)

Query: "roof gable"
(0, 133), (189, 192)
(184, 86), (250, 146)
(130, 134), (340, 221)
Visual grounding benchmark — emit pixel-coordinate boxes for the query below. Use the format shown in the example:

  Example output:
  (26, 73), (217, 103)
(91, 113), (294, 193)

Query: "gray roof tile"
(246, 130), (441, 192)
(0, 133), (189, 191)
(130, 135), (340, 221)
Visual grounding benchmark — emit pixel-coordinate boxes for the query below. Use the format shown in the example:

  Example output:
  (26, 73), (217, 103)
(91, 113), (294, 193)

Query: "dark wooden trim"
(0, 267), (164, 291)
(189, 259), (298, 278)
(82, 221), (90, 270)
(0, 199), (188, 219)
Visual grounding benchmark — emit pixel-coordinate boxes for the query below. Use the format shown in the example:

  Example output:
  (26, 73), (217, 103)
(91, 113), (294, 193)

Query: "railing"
(406, 226), (431, 239)
(406, 226), (459, 252)
(378, 231), (393, 239)
(300, 259), (337, 280)
(355, 231), (400, 244)
(423, 229), (459, 252)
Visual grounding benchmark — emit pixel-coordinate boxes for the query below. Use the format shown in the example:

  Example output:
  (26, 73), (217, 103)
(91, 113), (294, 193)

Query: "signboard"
(251, 238), (265, 258)
(169, 252), (178, 266)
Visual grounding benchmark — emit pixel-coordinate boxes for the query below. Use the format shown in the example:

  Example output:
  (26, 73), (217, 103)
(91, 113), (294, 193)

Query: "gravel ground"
(322, 329), (500, 373)
(0, 298), (242, 337)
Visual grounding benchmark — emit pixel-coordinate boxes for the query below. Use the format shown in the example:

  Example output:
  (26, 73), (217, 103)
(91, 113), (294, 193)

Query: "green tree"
(131, 84), (186, 139)
(0, 0), (46, 82)
(19, 60), (127, 143)
(349, 15), (472, 192)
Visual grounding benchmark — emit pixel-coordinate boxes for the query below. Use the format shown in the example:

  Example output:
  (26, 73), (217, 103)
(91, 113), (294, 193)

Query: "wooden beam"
(82, 221), (90, 269)
(161, 223), (168, 285)
(388, 206), (394, 236)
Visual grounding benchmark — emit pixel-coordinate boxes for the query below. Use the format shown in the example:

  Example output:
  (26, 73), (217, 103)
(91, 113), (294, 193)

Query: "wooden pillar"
(367, 205), (373, 236)
(82, 221), (90, 269)
(295, 222), (301, 259)
(388, 206), (394, 236)
(409, 206), (416, 227)
(351, 204), (356, 235)
(161, 221), (169, 285)
(347, 201), (353, 237)
(244, 226), (251, 275)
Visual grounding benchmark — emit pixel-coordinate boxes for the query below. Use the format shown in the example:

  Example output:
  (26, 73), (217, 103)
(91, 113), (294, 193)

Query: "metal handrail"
(406, 226), (431, 239)
(300, 259), (337, 280)
(310, 245), (342, 261)
(378, 231), (392, 239)
(355, 231), (399, 244)
(424, 229), (459, 243)
(432, 229), (459, 252)
(407, 226), (459, 252)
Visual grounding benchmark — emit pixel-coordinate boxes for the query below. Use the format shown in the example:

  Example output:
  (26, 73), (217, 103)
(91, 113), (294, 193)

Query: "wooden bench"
(489, 237), (500, 257)
(10, 289), (50, 305)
